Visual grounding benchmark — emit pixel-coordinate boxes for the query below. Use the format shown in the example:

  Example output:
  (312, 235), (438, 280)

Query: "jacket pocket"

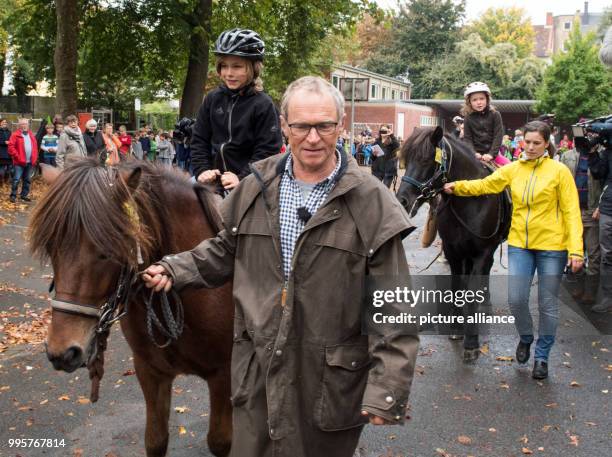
(230, 339), (256, 408)
(314, 344), (371, 431)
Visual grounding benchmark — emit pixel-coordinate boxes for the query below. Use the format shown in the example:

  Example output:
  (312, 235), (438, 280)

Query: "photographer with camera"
(190, 28), (282, 195)
(584, 116), (612, 312)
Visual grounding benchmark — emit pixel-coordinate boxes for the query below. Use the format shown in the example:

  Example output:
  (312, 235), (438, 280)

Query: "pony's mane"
(29, 159), (220, 267)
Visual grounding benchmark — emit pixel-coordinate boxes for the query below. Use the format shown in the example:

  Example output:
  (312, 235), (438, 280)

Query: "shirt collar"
(285, 149), (342, 185)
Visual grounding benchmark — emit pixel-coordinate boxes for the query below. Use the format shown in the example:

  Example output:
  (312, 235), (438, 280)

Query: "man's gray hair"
(281, 76), (345, 121)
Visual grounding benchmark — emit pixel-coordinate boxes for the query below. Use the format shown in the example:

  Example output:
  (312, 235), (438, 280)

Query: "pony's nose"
(47, 346), (84, 372)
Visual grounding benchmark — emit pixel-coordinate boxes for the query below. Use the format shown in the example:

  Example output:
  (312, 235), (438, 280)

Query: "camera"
(572, 114), (612, 149)
(173, 117), (196, 142)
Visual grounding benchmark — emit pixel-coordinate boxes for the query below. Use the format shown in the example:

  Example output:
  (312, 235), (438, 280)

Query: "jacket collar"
(219, 83), (257, 98)
(249, 150), (363, 207)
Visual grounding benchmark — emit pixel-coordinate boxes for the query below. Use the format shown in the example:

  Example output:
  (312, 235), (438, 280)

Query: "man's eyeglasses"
(288, 122), (338, 138)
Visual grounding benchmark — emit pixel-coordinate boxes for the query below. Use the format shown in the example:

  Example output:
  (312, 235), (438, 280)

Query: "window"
(332, 75), (340, 88)
(371, 84), (378, 99)
(420, 115), (439, 127)
(399, 91), (405, 100)
(382, 87), (387, 99)
(564, 21), (571, 30)
(391, 89), (396, 100)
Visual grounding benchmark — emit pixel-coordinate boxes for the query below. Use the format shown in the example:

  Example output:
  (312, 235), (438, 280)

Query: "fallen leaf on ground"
(58, 395), (70, 401)
(488, 428), (496, 433)
(457, 435), (472, 445)
(568, 434), (579, 446)
(175, 406), (189, 413)
(520, 435), (529, 444)
(522, 447), (533, 454)
(178, 425), (187, 435)
(495, 356), (514, 362)
(569, 381), (581, 387)
(122, 369), (135, 376)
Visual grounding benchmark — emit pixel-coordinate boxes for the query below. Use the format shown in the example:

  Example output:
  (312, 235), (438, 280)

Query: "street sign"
(339, 78), (369, 102)
(134, 98), (141, 112)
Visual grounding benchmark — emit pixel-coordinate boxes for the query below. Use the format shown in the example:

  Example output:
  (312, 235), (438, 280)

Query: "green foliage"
(363, 0), (466, 98)
(598, 6), (612, 40)
(464, 7), (535, 58)
(5, 0), (369, 108)
(420, 34), (544, 100)
(536, 21), (612, 124)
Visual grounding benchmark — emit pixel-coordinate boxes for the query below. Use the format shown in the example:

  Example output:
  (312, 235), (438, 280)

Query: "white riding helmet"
(452, 116), (463, 124)
(464, 81), (491, 99)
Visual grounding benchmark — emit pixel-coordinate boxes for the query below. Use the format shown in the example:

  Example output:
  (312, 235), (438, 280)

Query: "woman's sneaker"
(516, 340), (531, 364)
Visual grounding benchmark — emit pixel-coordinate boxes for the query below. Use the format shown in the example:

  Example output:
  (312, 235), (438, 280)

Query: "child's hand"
(474, 153), (482, 160)
(481, 154), (493, 162)
(221, 172), (239, 190)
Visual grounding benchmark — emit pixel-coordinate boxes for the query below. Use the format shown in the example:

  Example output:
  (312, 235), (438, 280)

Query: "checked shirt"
(279, 151), (342, 279)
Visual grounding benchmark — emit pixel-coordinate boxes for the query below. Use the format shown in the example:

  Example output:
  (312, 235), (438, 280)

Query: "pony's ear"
(120, 167), (142, 192)
(40, 163), (61, 185)
(430, 126), (444, 146)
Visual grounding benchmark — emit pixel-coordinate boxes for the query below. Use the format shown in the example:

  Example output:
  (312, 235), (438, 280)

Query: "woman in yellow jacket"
(444, 121), (584, 380)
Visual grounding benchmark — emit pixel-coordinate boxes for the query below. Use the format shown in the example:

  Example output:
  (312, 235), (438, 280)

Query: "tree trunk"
(179, 0), (212, 118)
(54, 0), (79, 117)
(0, 51), (5, 96)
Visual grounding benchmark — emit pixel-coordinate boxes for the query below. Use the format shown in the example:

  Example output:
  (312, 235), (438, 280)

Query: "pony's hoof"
(463, 348), (479, 363)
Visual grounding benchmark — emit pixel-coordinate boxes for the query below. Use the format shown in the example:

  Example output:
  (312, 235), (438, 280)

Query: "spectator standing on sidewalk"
(0, 118), (12, 184)
(560, 137), (603, 306)
(7, 118), (38, 203)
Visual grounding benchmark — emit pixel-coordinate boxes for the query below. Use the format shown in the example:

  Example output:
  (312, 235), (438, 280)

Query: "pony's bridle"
(401, 138), (453, 209)
(50, 266), (135, 334)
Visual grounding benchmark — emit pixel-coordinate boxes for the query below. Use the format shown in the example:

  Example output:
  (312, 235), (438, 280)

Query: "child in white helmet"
(461, 82), (504, 164)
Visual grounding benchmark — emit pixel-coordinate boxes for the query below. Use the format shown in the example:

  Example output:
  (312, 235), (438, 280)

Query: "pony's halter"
(50, 266), (135, 334)
(401, 138), (453, 206)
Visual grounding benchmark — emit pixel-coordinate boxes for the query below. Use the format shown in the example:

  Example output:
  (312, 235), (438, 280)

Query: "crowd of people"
(0, 115), (193, 202)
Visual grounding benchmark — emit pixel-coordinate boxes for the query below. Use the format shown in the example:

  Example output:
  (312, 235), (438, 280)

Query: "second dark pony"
(397, 126), (510, 362)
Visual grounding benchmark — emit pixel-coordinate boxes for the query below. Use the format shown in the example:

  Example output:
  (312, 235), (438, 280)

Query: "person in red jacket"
(117, 125), (132, 160)
(8, 118), (38, 203)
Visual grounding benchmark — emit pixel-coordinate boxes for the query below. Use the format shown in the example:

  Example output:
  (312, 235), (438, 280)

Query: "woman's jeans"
(508, 246), (567, 361)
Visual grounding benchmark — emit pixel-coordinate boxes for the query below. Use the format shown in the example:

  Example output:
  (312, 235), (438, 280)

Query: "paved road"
(0, 180), (610, 457)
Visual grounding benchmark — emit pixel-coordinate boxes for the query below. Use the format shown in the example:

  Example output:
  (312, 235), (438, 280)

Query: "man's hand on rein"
(142, 265), (173, 293)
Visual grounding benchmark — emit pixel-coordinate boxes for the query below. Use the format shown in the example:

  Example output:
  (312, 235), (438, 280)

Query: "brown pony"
(29, 160), (234, 457)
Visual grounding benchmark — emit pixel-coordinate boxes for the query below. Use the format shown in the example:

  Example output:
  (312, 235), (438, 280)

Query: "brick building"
(534, 2), (605, 61)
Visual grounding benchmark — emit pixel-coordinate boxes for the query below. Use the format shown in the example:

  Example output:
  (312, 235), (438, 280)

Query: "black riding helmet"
(214, 28), (265, 61)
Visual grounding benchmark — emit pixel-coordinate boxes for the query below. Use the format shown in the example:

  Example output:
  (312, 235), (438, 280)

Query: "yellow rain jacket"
(454, 155), (583, 258)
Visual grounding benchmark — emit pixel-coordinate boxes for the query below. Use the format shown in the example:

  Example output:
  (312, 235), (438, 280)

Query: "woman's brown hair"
(523, 120), (556, 156)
